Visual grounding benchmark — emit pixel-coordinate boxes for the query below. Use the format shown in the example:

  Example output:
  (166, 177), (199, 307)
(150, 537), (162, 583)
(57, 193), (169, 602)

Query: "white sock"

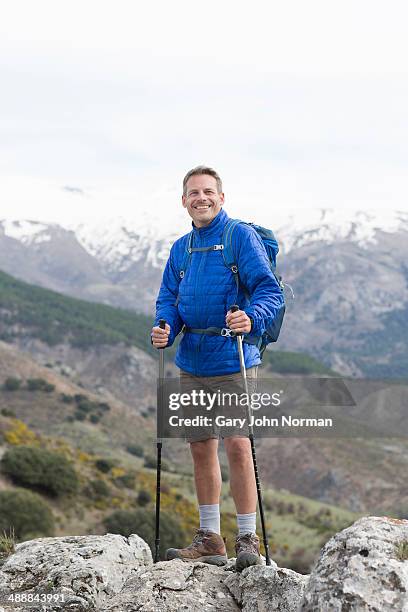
(199, 504), (221, 534)
(237, 512), (257, 535)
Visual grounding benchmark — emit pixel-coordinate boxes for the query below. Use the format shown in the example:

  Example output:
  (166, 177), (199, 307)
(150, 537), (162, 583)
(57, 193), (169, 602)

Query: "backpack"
(177, 218), (287, 357)
(222, 219), (286, 354)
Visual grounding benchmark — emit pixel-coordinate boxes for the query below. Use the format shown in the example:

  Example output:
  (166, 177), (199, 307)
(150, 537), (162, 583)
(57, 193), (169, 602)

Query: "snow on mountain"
(71, 210), (190, 272)
(2, 207), (407, 272)
(277, 208), (408, 253)
(0, 219), (53, 245)
(70, 207), (408, 269)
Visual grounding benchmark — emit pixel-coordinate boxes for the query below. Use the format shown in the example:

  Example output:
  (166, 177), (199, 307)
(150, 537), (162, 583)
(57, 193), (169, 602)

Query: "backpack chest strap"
(188, 244), (224, 253)
(184, 326), (261, 346)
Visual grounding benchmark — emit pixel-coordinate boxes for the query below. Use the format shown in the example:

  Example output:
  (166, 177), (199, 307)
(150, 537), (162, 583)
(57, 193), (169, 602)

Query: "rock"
(301, 515), (408, 611)
(224, 563), (309, 612)
(2, 517), (406, 611)
(0, 533), (152, 611)
(106, 557), (309, 612)
(105, 559), (240, 611)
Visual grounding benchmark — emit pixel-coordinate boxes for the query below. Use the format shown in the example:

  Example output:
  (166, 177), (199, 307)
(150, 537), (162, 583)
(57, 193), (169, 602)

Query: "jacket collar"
(191, 208), (229, 238)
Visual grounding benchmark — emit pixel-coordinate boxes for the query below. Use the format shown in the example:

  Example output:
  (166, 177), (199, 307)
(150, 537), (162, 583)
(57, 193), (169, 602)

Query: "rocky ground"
(0, 516), (407, 611)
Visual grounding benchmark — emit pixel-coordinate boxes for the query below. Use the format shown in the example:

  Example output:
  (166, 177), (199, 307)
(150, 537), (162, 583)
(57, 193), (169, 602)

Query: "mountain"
(1, 209), (408, 377)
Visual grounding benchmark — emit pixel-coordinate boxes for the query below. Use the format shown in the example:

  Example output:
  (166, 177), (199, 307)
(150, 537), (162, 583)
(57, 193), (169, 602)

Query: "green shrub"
(60, 394), (74, 404)
(220, 465), (229, 482)
(89, 414), (101, 424)
(137, 490), (151, 507)
(126, 444), (144, 458)
(95, 458), (116, 473)
(3, 377), (21, 391)
(74, 411), (87, 421)
(104, 508), (185, 560)
(0, 489), (54, 540)
(77, 401), (93, 414)
(85, 479), (110, 500)
(74, 394), (88, 404)
(0, 446), (79, 497)
(97, 402), (111, 412)
(144, 455), (169, 471)
(115, 472), (136, 489)
(26, 378), (55, 392)
(1, 408), (16, 418)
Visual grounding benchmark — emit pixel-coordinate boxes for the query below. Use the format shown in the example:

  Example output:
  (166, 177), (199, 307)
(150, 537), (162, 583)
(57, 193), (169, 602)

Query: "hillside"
(0, 269), (155, 355)
(0, 267), (333, 377)
(0, 411), (360, 573)
(1, 270), (407, 519)
(0, 338), (406, 575)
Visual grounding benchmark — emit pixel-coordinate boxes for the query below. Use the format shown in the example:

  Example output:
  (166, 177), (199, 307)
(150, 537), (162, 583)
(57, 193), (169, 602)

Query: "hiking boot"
(166, 528), (227, 566)
(235, 532), (262, 572)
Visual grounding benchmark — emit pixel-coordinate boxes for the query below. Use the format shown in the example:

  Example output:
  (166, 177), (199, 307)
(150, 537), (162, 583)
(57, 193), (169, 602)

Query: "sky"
(0, 0), (407, 228)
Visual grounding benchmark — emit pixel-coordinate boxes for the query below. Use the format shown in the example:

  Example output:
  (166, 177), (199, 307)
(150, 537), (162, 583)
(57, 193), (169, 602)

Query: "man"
(151, 166), (283, 570)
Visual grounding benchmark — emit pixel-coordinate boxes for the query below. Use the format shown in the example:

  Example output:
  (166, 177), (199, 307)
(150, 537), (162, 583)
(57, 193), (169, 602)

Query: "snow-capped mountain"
(71, 207), (408, 266)
(2, 208), (407, 272)
(277, 208), (408, 252)
(1, 208), (408, 378)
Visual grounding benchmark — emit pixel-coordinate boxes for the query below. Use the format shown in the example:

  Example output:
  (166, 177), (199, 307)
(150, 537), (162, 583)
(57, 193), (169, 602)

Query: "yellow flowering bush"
(3, 419), (40, 446)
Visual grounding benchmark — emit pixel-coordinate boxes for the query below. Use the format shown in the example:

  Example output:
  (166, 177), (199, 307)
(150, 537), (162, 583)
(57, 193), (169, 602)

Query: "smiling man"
(182, 172), (225, 228)
(151, 165), (284, 570)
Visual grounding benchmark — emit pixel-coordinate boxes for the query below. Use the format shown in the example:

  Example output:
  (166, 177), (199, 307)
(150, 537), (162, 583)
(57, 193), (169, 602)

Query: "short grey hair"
(182, 165), (223, 196)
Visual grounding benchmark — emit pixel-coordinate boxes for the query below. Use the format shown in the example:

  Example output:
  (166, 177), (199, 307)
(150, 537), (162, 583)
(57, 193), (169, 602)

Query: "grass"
(0, 527), (16, 564)
(395, 540), (408, 561)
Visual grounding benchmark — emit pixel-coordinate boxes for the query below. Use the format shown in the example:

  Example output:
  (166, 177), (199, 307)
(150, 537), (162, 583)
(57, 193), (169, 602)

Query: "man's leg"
(222, 365), (263, 570)
(165, 437), (227, 565)
(190, 438), (221, 505)
(225, 436), (262, 569)
(190, 438), (221, 535)
(224, 436), (256, 514)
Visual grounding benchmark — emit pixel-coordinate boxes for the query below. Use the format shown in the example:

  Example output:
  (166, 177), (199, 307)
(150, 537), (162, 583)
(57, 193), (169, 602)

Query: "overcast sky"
(0, 0), (407, 227)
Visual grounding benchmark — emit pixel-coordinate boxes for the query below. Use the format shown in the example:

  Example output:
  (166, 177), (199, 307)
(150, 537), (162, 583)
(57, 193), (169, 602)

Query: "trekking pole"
(154, 318), (166, 563)
(230, 305), (271, 566)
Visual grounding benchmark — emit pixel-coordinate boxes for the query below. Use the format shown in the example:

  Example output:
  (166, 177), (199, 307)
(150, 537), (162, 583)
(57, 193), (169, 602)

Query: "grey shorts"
(179, 366), (258, 443)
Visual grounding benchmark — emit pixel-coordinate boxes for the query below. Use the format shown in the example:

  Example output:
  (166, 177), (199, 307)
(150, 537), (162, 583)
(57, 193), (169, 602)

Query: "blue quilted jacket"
(153, 208), (284, 376)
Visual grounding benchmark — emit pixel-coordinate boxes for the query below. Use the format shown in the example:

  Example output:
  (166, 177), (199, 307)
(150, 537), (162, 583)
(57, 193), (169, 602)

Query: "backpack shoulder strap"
(174, 232), (193, 307)
(179, 231), (194, 279)
(222, 219), (244, 270)
(222, 219), (248, 294)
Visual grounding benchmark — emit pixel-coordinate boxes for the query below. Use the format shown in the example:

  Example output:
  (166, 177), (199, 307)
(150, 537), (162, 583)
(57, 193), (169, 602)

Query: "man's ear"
(182, 195), (187, 209)
(219, 192), (225, 205)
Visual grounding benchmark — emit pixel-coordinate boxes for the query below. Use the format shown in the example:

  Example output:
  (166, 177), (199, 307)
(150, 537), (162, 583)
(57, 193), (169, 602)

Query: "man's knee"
(190, 438), (218, 462)
(224, 436), (251, 463)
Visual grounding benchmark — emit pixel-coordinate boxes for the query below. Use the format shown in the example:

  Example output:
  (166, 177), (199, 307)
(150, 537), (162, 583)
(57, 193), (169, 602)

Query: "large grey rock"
(301, 515), (408, 611)
(0, 533), (152, 611)
(224, 563), (309, 612)
(105, 558), (308, 612)
(105, 559), (240, 611)
(3, 517), (406, 612)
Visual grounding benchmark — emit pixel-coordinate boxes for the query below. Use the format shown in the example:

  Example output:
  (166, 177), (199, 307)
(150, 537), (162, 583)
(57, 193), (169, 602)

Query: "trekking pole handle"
(229, 305), (243, 336)
(158, 319), (167, 350)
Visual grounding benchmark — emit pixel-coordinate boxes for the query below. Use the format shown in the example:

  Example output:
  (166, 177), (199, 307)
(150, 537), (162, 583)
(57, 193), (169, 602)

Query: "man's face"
(182, 174), (224, 228)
